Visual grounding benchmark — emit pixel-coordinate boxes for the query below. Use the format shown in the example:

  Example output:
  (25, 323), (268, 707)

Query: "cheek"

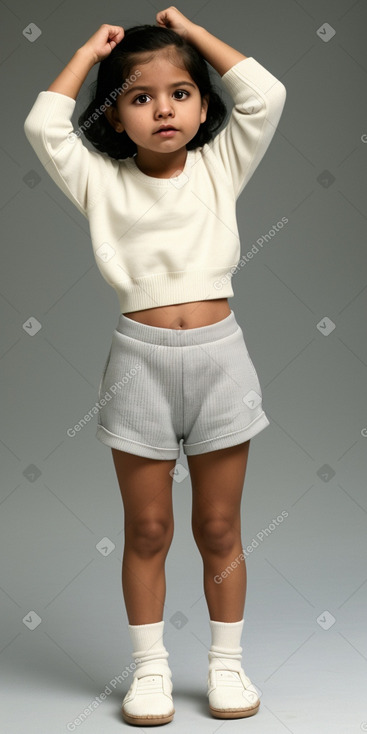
(123, 108), (145, 129)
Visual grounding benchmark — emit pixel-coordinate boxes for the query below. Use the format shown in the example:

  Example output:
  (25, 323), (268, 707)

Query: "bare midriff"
(123, 298), (231, 330)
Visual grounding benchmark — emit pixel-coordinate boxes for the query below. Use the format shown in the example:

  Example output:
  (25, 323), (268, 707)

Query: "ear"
(104, 106), (124, 133)
(200, 94), (209, 124)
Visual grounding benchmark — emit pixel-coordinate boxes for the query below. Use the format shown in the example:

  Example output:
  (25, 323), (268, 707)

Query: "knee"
(192, 517), (237, 557)
(127, 517), (173, 558)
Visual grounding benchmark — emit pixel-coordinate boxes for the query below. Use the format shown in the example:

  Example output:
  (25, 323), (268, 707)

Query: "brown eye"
(133, 90), (189, 104)
(173, 90), (189, 99)
(133, 94), (150, 105)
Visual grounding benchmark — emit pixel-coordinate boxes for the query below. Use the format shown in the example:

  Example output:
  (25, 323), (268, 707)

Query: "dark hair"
(77, 24), (228, 160)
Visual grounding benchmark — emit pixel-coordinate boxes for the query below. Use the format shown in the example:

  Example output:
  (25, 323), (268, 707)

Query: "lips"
(155, 126), (177, 133)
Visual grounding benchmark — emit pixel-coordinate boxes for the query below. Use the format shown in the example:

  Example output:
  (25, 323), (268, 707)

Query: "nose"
(155, 95), (175, 118)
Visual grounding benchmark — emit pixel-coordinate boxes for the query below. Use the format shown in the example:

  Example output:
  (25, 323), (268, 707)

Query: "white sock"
(208, 618), (244, 673)
(128, 620), (172, 679)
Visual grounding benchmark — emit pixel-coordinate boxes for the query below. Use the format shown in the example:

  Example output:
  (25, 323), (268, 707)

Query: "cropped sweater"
(23, 57), (286, 313)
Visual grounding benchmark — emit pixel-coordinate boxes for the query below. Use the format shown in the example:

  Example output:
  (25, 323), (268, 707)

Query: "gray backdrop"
(1, 0), (366, 731)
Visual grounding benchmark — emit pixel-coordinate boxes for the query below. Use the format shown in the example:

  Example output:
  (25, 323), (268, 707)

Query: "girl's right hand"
(81, 24), (125, 65)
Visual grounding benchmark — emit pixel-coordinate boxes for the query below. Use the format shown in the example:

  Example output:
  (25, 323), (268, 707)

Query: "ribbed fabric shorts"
(95, 309), (270, 460)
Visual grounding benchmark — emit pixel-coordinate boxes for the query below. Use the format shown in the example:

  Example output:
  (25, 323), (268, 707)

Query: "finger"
(108, 28), (124, 43)
(111, 29), (124, 41)
(108, 25), (124, 33)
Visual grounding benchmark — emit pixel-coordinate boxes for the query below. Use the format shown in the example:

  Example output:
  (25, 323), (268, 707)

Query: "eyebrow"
(123, 81), (197, 96)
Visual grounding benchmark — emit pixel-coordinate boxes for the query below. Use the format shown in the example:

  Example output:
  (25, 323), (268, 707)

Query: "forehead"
(131, 48), (190, 79)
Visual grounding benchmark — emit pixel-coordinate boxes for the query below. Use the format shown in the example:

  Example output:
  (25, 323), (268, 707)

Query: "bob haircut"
(78, 24), (228, 160)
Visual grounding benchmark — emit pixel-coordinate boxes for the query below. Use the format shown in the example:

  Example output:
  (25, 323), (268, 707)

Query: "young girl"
(24, 6), (286, 726)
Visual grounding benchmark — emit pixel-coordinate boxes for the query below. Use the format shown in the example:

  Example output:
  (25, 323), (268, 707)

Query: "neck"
(134, 147), (188, 178)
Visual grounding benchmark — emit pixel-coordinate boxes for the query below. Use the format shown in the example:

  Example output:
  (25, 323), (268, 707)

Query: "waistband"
(116, 310), (239, 346)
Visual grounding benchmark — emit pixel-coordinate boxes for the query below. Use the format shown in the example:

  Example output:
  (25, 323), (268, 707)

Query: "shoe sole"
(209, 700), (260, 719)
(121, 707), (175, 726)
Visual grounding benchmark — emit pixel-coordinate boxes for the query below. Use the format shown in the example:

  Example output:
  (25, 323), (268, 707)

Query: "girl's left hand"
(156, 6), (197, 39)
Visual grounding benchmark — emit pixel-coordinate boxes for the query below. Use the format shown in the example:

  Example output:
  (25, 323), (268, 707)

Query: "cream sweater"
(24, 57), (286, 313)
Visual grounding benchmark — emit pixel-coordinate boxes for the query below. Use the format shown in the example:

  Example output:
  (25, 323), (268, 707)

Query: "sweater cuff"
(25, 90), (76, 126)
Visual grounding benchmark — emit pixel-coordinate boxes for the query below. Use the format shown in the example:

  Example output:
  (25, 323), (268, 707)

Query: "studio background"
(1, 0), (366, 731)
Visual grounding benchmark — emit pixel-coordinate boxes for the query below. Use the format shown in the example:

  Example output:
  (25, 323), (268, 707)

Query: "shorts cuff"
(183, 412), (270, 456)
(95, 425), (180, 460)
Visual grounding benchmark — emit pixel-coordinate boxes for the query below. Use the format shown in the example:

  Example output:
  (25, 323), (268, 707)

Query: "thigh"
(111, 448), (176, 529)
(188, 441), (250, 529)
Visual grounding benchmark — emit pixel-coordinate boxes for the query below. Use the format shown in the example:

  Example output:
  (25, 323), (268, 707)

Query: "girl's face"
(105, 48), (209, 159)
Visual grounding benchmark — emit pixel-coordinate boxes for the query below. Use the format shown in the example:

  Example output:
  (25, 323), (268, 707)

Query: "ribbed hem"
(115, 268), (236, 314)
(209, 619), (244, 651)
(128, 620), (166, 653)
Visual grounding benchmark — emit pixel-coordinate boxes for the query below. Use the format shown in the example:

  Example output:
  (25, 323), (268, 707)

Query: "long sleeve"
(23, 91), (114, 219)
(207, 57), (286, 200)
(22, 60), (287, 315)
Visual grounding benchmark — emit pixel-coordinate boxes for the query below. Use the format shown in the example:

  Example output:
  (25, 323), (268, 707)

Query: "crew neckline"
(124, 149), (194, 186)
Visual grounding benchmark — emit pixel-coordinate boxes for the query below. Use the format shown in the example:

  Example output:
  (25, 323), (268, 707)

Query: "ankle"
(127, 620), (172, 679)
(208, 618), (244, 672)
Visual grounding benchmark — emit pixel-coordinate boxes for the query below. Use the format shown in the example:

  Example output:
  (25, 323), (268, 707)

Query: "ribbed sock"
(128, 620), (172, 679)
(208, 618), (244, 673)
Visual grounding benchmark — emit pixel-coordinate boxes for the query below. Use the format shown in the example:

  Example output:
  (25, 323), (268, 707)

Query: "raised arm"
(156, 6), (247, 75)
(46, 46), (96, 100)
(24, 24), (125, 217)
(156, 6), (286, 200)
(46, 24), (125, 99)
(184, 26), (247, 76)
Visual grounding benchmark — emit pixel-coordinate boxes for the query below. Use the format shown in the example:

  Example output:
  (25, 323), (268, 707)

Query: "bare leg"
(187, 441), (251, 622)
(111, 448), (177, 625)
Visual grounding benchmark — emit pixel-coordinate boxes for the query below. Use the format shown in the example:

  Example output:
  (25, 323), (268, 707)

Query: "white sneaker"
(208, 667), (260, 719)
(122, 672), (175, 726)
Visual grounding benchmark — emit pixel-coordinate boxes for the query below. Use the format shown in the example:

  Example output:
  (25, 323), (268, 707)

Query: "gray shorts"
(95, 310), (270, 460)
